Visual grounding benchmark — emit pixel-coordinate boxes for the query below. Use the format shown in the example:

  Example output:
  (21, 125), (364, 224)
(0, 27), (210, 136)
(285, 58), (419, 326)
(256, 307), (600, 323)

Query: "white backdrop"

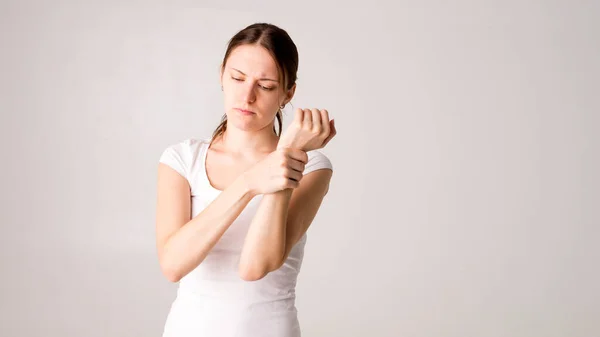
(1, 1), (598, 336)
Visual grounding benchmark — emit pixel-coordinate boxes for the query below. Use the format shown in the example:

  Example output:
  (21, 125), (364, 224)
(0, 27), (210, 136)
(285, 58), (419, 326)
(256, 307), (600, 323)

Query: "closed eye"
(231, 76), (275, 91)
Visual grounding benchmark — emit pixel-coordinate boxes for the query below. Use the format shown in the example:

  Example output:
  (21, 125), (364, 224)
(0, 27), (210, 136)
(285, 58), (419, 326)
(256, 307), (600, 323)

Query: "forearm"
(161, 175), (255, 282)
(238, 188), (293, 280)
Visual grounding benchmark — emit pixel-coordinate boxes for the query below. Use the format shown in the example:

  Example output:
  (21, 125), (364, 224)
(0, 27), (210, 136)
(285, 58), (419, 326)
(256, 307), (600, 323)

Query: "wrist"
(276, 138), (292, 150)
(276, 143), (296, 151)
(237, 171), (257, 198)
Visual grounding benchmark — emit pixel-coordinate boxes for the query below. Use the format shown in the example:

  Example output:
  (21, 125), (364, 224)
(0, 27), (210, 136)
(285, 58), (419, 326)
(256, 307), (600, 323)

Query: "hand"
(277, 108), (337, 151)
(243, 148), (309, 195)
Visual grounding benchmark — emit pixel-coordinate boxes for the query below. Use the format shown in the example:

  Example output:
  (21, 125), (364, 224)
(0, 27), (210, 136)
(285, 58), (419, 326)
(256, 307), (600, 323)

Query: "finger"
(322, 119), (337, 147)
(311, 108), (322, 132)
(293, 108), (303, 126)
(287, 158), (306, 173)
(320, 109), (330, 137)
(282, 177), (299, 189)
(302, 108), (312, 127)
(286, 169), (303, 182)
(287, 179), (300, 189)
(286, 148), (309, 164)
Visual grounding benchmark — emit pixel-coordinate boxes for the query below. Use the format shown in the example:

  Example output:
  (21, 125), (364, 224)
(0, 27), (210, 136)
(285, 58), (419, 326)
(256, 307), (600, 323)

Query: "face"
(220, 44), (295, 132)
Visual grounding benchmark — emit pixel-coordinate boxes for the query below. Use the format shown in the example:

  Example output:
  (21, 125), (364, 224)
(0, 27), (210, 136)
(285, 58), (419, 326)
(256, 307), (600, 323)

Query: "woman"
(156, 23), (337, 337)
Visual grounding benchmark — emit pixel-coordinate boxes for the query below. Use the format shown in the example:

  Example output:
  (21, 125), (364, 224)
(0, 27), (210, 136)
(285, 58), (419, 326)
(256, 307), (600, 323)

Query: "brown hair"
(211, 23), (299, 145)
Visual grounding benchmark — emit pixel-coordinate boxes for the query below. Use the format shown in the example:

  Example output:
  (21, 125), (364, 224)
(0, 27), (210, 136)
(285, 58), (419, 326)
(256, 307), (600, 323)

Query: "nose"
(242, 80), (256, 103)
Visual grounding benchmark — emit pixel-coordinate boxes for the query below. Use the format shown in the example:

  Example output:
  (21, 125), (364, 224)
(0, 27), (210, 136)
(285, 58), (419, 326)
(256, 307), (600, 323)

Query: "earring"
(279, 103), (285, 109)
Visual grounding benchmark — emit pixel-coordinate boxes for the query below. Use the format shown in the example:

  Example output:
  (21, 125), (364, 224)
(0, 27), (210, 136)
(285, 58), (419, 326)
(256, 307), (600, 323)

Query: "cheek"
(223, 87), (237, 106)
(261, 92), (280, 106)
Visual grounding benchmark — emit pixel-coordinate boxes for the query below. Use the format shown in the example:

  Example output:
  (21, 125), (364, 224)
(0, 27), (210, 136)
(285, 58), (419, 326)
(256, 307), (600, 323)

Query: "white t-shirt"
(158, 137), (333, 337)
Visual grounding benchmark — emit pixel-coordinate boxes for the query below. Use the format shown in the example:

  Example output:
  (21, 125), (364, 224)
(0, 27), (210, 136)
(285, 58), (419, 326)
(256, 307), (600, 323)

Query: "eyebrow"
(231, 68), (279, 82)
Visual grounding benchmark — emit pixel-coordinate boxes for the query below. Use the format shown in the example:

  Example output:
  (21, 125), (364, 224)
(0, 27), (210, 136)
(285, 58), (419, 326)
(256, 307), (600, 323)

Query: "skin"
(155, 43), (337, 283)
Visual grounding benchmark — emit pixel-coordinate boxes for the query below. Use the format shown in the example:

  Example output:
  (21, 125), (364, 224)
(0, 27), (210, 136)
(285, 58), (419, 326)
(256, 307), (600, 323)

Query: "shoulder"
(158, 137), (209, 178)
(303, 149), (333, 175)
(163, 137), (207, 153)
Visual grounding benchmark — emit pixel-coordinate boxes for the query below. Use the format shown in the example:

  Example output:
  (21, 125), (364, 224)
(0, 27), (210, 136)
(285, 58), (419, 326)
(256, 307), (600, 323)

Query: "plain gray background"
(1, 1), (598, 336)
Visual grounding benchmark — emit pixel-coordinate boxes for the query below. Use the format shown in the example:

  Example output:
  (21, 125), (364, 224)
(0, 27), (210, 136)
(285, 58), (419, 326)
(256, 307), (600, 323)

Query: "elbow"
(161, 265), (182, 283)
(238, 262), (269, 281)
(163, 269), (182, 283)
(239, 268), (266, 282)
(159, 257), (183, 283)
(238, 258), (282, 282)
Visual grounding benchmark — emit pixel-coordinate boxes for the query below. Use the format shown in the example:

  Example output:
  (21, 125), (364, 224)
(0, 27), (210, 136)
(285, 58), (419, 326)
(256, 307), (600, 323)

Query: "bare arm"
(156, 163), (255, 283)
(238, 188), (293, 280)
(238, 108), (336, 281)
(238, 168), (332, 281)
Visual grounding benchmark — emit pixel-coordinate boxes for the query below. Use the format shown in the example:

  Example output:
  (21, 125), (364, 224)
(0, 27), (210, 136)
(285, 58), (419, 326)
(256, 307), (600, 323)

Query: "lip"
(235, 108), (255, 115)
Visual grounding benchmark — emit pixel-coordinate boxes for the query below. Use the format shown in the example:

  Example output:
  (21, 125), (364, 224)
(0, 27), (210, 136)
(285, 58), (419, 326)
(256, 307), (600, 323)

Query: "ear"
(283, 83), (296, 105)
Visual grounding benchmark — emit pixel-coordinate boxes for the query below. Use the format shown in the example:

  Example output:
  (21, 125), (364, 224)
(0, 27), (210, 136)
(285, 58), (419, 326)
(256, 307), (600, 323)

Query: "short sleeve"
(158, 139), (193, 179)
(303, 150), (333, 175)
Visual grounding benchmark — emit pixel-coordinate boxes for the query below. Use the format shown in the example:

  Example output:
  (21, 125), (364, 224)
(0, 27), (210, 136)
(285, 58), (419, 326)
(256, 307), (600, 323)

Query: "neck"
(220, 122), (280, 155)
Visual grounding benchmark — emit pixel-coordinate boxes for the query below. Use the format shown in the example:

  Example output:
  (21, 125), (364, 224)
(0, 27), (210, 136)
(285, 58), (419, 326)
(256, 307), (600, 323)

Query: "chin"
(228, 116), (261, 132)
